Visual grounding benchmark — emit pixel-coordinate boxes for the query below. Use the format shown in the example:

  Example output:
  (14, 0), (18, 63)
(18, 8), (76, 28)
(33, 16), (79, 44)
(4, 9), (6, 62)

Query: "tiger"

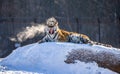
(38, 17), (91, 44)
(68, 33), (112, 47)
(38, 17), (71, 43)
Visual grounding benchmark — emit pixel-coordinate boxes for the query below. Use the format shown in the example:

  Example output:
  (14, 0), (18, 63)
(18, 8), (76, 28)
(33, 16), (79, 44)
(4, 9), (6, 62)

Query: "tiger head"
(45, 17), (59, 34)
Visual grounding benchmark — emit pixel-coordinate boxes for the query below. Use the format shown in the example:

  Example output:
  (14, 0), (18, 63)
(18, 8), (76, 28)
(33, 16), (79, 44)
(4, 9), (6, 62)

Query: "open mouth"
(49, 28), (54, 34)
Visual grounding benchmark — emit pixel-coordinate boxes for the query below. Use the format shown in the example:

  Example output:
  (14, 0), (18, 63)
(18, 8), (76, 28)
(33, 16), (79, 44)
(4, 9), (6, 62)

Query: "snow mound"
(0, 42), (118, 74)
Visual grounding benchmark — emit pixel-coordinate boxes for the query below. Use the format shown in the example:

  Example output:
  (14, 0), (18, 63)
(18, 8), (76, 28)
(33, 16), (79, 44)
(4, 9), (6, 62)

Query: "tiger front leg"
(37, 39), (46, 44)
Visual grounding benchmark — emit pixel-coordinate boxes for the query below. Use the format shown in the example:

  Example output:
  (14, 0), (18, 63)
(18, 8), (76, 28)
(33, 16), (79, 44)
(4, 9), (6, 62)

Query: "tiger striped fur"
(38, 17), (71, 43)
(68, 33), (112, 47)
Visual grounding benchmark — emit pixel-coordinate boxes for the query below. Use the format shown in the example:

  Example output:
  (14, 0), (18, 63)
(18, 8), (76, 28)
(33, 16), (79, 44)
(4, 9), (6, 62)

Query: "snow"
(0, 42), (119, 74)
(0, 71), (41, 74)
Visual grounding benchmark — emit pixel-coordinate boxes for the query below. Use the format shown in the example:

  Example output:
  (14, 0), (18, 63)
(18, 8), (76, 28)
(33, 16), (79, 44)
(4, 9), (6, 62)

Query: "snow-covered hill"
(0, 42), (119, 74)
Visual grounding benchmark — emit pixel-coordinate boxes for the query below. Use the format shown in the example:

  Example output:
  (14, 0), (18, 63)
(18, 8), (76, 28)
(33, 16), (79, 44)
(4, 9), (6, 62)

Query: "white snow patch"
(0, 71), (41, 74)
(0, 42), (118, 74)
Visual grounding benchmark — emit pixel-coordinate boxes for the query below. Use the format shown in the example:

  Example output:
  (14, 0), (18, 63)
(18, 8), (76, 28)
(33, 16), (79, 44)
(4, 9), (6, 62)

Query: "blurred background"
(0, 0), (120, 57)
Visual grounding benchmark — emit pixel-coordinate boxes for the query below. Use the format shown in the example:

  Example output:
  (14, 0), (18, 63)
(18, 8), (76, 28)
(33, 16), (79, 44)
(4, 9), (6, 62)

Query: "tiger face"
(45, 17), (59, 34)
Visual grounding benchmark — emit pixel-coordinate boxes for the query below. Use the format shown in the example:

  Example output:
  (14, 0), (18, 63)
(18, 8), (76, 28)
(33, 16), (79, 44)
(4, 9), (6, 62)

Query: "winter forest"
(0, 0), (120, 74)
